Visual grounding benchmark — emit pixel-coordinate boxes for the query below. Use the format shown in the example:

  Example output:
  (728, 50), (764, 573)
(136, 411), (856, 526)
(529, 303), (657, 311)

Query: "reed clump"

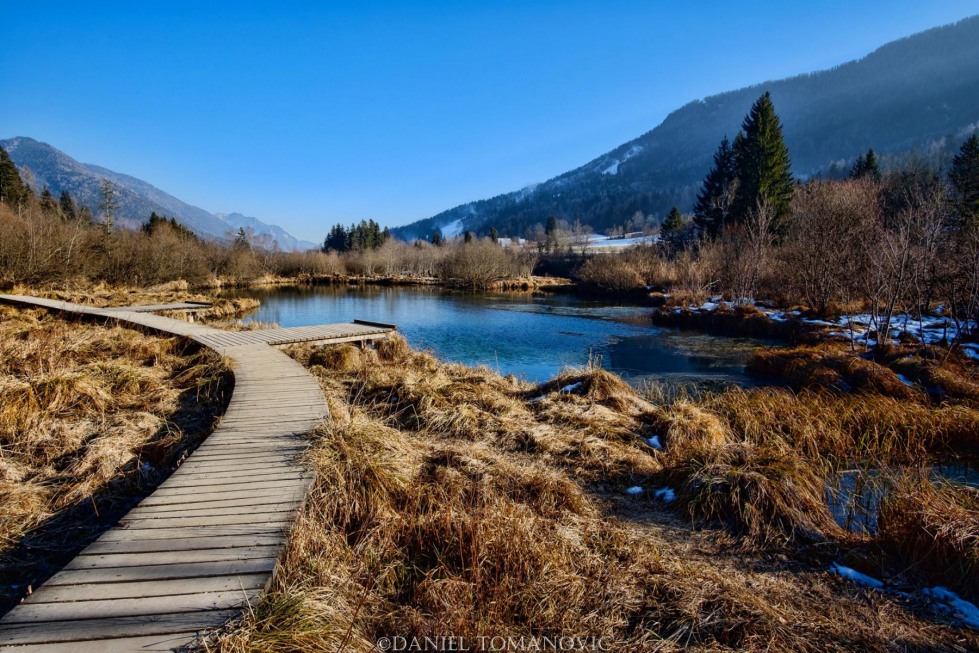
(877, 474), (979, 602)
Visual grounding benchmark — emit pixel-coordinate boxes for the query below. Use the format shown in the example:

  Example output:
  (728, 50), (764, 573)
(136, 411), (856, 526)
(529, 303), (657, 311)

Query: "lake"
(230, 285), (773, 387)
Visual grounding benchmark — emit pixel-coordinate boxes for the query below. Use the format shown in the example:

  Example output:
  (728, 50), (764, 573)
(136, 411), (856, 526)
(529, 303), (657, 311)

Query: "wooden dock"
(0, 294), (395, 651)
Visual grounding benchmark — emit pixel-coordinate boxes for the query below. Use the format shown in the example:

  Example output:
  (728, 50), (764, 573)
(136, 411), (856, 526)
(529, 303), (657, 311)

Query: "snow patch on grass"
(924, 587), (979, 628)
(654, 487), (676, 503)
(830, 562), (884, 588)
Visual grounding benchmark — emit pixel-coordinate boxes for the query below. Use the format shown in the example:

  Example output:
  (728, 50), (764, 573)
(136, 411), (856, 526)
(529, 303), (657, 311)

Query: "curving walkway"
(0, 294), (393, 652)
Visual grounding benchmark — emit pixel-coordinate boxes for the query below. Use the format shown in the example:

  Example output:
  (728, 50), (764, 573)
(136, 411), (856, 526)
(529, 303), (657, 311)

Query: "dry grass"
(878, 474), (979, 602)
(0, 305), (231, 611)
(202, 336), (978, 651)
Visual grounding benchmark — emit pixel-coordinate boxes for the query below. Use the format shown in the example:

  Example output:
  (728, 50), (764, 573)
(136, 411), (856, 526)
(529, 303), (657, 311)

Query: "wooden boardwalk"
(0, 294), (394, 651)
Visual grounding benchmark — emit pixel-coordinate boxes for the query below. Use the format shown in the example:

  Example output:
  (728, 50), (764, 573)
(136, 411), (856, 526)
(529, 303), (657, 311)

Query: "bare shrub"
(437, 240), (531, 288)
(576, 255), (643, 293)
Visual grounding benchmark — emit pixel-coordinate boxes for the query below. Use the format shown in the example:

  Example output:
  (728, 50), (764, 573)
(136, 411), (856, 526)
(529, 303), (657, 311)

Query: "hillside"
(394, 15), (979, 240)
(0, 137), (317, 251)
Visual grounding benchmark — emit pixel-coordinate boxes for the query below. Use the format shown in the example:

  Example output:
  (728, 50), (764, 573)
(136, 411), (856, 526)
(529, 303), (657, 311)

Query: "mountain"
(0, 137), (316, 251)
(393, 16), (979, 240)
(214, 212), (318, 252)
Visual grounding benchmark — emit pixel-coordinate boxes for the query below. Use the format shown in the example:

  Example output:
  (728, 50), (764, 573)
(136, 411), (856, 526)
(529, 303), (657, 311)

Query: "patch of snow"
(440, 218), (465, 238)
(560, 382), (582, 394)
(654, 487), (676, 503)
(625, 486), (643, 495)
(960, 344), (979, 361)
(924, 586), (979, 628)
(646, 436), (663, 450)
(528, 396), (545, 404)
(830, 562), (884, 589)
(698, 302), (718, 311)
(895, 373), (914, 387)
(600, 145), (643, 176)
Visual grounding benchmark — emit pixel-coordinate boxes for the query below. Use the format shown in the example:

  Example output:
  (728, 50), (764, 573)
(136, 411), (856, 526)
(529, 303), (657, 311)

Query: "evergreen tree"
(489, 227), (499, 243)
(463, 230), (474, 243)
(234, 227), (250, 249)
(39, 187), (57, 214)
(59, 190), (77, 221)
(431, 228), (444, 246)
(693, 136), (736, 237)
(949, 133), (979, 231)
(323, 224), (348, 252)
(0, 146), (29, 207)
(732, 92), (795, 227)
(849, 148), (881, 181)
(662, 206), (684, 234)
(545, 215), (560, 252)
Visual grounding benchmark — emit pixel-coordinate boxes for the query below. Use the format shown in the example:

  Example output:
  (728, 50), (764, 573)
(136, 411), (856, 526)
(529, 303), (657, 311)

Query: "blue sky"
(2, 1), (976, 241)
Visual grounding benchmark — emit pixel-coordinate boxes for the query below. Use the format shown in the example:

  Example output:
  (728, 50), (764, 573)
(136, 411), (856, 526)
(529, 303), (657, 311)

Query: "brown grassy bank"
(201, 336), (978, 652)
(0, 302), (235, 614)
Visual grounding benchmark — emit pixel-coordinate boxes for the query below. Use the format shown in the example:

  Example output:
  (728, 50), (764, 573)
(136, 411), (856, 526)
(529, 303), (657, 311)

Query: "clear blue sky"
(2, 1), (976, 241)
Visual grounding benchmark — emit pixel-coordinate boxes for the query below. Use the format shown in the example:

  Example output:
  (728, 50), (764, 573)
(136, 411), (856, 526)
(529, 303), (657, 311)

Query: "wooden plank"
(26, 574), (268, 604)
(42, 558), (278, 586)
(3, 589), (262, 624)
(127, 501), (300, 519)
(67, 546), (281, 570)
(118, 514), (295, 529)
(2, 631), (203, 652)
(96, 524), (289, 543)
(140, 479), (309, 497)
(82, 533), (286, 555)
(0, 611), (237, 646)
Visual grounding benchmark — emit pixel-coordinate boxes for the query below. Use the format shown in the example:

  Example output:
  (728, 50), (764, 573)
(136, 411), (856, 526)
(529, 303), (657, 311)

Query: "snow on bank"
(925, 587), (979, 628)
(625, 486), (643, 495)
(677, 297), (976, 350)
(830, 563), (884, 589)
(830, 564), (979, 628)
(654, 487), (676, 503)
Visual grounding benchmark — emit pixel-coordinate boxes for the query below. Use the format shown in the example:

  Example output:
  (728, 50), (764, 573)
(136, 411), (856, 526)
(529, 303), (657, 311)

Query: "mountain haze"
(393, 16), (979, 240)
(0, 137), (317, 251)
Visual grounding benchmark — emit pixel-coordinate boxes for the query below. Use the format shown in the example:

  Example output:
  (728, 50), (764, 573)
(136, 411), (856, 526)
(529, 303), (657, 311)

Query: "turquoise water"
(231, 285), (771, 386)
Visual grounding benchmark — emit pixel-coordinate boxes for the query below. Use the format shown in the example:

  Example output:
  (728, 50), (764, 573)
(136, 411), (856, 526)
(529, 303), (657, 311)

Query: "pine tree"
(59, 190), (77, 221)
(693, 136), (736, 237)
(489, 227), (499, 243)
(545, 215), (559, 252)
(662, 206), (684, 234)
(463, 230), (474, 243)
(234, 227), (250, 249)
(732, 92), (794, 228)
(0, 146), (29, 207)
(431, 228), (444, 246)
(949, 134), (979, 231)
(322, 224), (348, 252)
(849, 148), (881, 181)
(40, 187), (57, 214)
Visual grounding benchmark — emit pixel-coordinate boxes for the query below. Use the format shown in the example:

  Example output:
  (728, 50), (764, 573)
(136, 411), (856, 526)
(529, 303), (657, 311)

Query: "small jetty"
(0, 294), (394, 652)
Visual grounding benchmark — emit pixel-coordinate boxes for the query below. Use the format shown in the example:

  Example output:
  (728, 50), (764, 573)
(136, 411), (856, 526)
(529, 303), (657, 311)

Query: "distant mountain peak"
(0, 137), (316, 251)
